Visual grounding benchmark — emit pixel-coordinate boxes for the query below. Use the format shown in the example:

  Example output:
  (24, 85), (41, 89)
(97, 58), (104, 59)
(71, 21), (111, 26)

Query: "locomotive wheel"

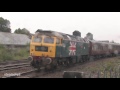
(45, 64), (57, 71)
(87, 56), (90, 61)
(44, 64), (53, 72)
(62, 61), (69, 67)
(82, 56), (85, 62)
(90, 56), (94, 61)
(57, 64), (63, 71)
(76, 56), (81, 63)
(31, 61), (38, 68)
(51, 60), (57, 69)
(66, 60), (70, 67)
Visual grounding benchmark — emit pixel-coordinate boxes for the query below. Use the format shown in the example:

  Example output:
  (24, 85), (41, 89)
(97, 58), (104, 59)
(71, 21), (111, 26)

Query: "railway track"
(0, 63), (31, 71)
(0, 59), (31, 72)
(1, 56), (120, 78)
(0, 59), (30, 65)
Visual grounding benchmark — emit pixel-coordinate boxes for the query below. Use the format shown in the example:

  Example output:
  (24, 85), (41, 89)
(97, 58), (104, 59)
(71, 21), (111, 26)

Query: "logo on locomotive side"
(69, 42), (76, 56)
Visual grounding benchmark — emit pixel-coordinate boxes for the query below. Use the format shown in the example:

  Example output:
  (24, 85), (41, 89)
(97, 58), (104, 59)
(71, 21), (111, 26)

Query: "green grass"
(80, 57), (120, 78)
(0, 44), (29, 62)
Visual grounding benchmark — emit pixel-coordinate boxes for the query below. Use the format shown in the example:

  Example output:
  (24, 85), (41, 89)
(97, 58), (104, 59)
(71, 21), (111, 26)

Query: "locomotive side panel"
(81, 42), (89, 55)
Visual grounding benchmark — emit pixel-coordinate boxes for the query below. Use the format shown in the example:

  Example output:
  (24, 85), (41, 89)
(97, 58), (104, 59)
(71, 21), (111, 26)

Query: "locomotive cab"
(30, 35), (56, 57)
(29, 35), (56, 67)
(29, 34), (62, 69)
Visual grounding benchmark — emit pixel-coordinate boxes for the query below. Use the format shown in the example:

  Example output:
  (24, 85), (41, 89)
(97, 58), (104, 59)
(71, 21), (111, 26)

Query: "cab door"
(55, 38), (62, 57)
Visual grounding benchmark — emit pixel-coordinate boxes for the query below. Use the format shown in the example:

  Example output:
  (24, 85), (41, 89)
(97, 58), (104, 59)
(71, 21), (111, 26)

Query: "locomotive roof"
(35, 30), (89, 43)
(35, 30), (64, 38)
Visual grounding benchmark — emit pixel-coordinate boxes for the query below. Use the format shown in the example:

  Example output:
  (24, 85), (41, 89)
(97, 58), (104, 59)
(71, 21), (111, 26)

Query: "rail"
(0, 63), (30, 71)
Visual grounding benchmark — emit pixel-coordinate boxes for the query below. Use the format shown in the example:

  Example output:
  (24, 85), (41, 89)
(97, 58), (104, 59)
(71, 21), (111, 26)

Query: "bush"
(0, 44), (29, 62)
(0, 45), (14, 61)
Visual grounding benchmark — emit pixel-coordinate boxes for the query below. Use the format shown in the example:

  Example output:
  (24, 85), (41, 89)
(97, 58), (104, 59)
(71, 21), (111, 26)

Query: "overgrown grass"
(0, 44), (30, 62)
(82, 57), (120, 73)
(80, 57), (120, 78)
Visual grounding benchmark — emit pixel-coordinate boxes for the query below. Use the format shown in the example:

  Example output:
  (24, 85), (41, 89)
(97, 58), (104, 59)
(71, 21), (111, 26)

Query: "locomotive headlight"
(31, 53), (34, 56)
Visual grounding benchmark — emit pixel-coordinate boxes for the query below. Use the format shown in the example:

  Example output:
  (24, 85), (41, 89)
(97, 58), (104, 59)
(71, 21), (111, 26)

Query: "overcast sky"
(0, 12), (120, 43)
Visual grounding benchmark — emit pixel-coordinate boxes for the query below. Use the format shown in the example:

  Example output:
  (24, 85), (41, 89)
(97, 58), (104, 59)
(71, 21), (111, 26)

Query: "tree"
(0, 17), (11, 33)
(14, 28), (30, 36)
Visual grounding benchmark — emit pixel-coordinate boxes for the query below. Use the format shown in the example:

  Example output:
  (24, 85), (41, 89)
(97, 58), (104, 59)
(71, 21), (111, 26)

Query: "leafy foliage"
(0, 17), (11, 33)
(0, 44), (29, 62)
(14, 28), (30, 35)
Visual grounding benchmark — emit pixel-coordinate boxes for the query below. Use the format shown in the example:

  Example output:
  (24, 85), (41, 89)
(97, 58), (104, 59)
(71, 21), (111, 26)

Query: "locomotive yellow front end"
(29, 33), (56, 70)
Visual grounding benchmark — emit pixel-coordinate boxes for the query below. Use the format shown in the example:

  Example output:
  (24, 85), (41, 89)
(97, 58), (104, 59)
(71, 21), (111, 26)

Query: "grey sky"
(0, 12), (120, 43)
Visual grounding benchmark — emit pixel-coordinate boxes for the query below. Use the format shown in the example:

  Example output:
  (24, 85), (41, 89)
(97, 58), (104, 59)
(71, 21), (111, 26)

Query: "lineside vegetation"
(0, 44), (29, 62)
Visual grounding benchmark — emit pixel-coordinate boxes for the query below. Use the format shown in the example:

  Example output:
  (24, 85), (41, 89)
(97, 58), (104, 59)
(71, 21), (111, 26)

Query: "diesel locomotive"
(29, 30), (120, 70)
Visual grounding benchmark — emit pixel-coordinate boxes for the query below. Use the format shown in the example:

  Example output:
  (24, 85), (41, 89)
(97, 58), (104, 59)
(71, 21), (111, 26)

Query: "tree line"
(0, 17), (30, 36)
